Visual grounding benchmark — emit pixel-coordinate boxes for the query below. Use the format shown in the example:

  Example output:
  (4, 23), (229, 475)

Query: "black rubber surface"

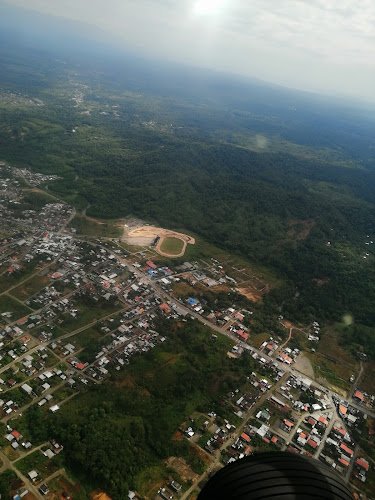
(198, 452), (354, 499)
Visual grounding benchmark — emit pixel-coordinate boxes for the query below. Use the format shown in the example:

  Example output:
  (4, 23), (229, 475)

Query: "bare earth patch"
(166, 457), (199, 483)
(287, 219), (316, 242)
(294, 353), (315, 379)
(123, 224), (195, 258)
(237, 287), (261, 302)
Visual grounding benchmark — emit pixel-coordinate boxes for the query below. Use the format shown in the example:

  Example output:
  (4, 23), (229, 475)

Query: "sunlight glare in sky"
(193, 0), (225, 16)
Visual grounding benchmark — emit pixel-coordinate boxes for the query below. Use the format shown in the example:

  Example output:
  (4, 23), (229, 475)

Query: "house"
(28, 470), (38, 482)
(170, 480), (182, 492)
(159, 303), (171, 314)
(11, 430), (21, 440)
(39, 484), (49, 496)
(339, 405), (347, 417)
(340, 443), (354, 457)
(356, 458), (369, 472)
(49, 404), (60, 413)
(353, 390), (365, 403)
(307, 439), (319, 450)
(282, 420), (294, 433)
(43, 449), (55, 459)
(339, 458), (349, 467)
(241, 432), (250, 443)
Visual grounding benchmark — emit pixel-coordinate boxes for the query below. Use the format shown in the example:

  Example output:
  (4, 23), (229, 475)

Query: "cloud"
(4, 0), (375, 101)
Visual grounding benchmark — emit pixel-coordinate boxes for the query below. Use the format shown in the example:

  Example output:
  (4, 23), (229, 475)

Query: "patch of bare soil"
(287, 219), (316, 241)
(237, 288), (261, 302)
(294, 353), (315, 379)
(172, 431), (183, 441)
(313, 278), (331, 286)
(166, 457), (199, 483)
(123, 225), (194, 258)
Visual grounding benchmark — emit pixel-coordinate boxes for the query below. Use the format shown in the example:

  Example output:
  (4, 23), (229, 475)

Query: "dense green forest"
(18, 317), (261, 497)
(0, 35), (375, 333)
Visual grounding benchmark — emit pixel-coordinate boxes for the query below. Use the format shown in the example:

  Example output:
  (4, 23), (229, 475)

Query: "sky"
(4, 0), (375, 101)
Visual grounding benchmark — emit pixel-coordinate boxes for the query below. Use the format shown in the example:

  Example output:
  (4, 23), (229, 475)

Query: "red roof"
(159, 303), (171, 313)
(271, 435), (278, 444)
(353, 390), (364, 401)
(339, 458), (349, 467)
(75, 362), (85, 370)
(340, 443), (353, 456)
(146, 260), (157, 269)
(356, 458), (369, 471)
(334, 426), (346, 435)
(318, 416), (328, 426)
(284, 420), (294, 428)
(11, 430), (21, 439)
(339, 405), (347, 415)
(237, 330), (249, 340)
(241, 432), (250, 442)
(262, 437), (270, 443)
(307, 439), (318, 449)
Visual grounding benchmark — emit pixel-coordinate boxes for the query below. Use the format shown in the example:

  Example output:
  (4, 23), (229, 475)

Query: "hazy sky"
(5, 0), (375, 101)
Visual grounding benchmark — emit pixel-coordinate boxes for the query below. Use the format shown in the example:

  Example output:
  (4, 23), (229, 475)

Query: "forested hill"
(1, 26), (375, 333)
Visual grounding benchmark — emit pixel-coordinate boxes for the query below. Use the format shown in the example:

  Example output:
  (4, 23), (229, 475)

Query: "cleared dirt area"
(294, 353), (315, 379)
(287, 219), (316, 241)
(166, 457), (199, 483)
(236, 287), (261, 302)
(123, 224), (195, 258)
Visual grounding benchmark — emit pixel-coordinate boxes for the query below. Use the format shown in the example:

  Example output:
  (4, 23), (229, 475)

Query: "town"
(0, 161), (374, 500)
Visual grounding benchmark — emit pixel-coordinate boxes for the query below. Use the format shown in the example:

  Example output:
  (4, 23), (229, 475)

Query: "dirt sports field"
(123, 225), (195, 257)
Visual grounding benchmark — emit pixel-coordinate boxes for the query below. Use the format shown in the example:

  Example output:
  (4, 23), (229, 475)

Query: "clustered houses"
(320, 423), (357, 473)
(260, 338), (279, 356)
(333, 395), (366, 429)
(277, 347), (300, 365)
(309, 321), (320, 342)
(293, 414), (332, 454)
(1, 162), (375, 499)
(279, 374), (333, 413)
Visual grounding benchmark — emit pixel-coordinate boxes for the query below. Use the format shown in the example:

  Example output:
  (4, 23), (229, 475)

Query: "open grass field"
(15, 448), (64, 479)
(70, 326), (103, 349)
(160, 237), (185, 255)
(60, 299), (122, 332)
(0, 294), (32, 321)
(10, 274), (50, 301)
(357, 361), (375, 394)
(69, 214), (122, 239)
(306, 326), (360, 394)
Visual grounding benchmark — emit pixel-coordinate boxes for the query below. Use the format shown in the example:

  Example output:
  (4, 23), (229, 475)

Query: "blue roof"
(187, 298), (198, 305)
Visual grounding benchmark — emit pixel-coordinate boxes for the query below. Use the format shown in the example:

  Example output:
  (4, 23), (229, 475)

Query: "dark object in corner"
(198, 452), (353, 499)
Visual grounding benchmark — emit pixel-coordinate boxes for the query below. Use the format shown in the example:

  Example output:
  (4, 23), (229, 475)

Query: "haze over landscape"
(2, 0), (375, 101)
(0, 1), (374, 499)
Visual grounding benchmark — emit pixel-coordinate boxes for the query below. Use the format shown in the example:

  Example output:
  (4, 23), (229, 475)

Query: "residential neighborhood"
(0, 162), (374, 500)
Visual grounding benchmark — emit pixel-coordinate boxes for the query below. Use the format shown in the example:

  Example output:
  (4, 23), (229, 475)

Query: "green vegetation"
(60, 295), (122, 332)
(0, 469), (21, 499)
(160, 237), (184, 255)
(10, 274), (50, 301)
(70, 214), (122, 238)
(21, 317), (258, 498)
(0, 294), (32, 320)
(0, 40), (375, 347)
